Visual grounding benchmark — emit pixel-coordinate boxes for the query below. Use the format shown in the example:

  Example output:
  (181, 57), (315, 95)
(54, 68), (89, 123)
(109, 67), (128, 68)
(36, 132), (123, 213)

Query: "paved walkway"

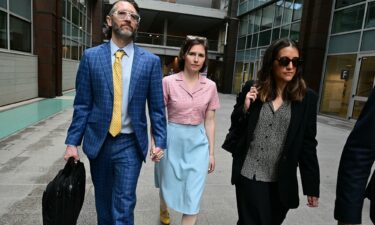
(0, 93), (372, 225)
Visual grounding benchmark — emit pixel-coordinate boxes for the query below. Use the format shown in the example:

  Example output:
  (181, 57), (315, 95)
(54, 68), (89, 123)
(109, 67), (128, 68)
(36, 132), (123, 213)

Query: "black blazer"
(230, 80), (320, 209)
(334, 87), (375, 224)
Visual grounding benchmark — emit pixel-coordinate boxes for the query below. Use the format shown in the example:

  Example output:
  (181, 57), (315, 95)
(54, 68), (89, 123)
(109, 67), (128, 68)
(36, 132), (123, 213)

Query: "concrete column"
(34, 0), (62, 97)
(91, 0), (104, 46)
(221, 0), (239, 94)
(299, 0), (334, 92)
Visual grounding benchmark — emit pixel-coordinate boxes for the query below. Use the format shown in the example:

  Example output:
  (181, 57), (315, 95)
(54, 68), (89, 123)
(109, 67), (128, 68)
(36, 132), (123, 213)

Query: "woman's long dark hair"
(257, 38), (306, 102)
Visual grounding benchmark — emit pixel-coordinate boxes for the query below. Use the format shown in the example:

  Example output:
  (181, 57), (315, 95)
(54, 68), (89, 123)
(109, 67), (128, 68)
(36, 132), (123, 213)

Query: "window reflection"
(0, 11), (6, 48)
(10, 16), (31, 52)
(320, 55), (356, 118)
(335, 0), (365, 9)
(0, 0), (6, 8)
(10, 0), (31, 20)
(365, 1), (375, 28)
(332, 5), (365, 34)
(0, 0), (31, 52)
(63, 0), (91, 60)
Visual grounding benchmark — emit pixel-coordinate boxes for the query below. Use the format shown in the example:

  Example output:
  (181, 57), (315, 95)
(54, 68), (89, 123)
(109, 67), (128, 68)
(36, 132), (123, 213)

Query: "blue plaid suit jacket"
(65, 42), (167, 160)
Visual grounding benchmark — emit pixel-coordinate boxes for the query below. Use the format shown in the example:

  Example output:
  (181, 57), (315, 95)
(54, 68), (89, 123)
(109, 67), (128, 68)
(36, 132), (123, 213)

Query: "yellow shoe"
(160, 208), (170, 225)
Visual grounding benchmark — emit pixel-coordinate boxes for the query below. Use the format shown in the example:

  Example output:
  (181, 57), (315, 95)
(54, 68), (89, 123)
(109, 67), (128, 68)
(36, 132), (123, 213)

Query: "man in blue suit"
(64, 1), (167, 224)
(335, 86), (375, 225)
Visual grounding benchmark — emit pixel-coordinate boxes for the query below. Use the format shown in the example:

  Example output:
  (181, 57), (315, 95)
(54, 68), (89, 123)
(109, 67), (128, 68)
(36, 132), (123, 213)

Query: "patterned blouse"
(241, 100), (291, 182)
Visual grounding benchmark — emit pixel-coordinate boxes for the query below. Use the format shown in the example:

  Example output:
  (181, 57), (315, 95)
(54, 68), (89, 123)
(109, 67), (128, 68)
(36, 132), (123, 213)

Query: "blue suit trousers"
(89, 133), (142, 225)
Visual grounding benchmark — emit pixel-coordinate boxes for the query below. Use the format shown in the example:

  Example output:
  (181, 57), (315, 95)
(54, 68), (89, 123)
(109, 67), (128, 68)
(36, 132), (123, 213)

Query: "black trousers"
(235, 175), (289, 225)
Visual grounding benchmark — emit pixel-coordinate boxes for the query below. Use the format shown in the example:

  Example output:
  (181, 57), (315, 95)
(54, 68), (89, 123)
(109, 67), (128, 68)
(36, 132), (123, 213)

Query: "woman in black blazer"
(228, 38), (320, 225)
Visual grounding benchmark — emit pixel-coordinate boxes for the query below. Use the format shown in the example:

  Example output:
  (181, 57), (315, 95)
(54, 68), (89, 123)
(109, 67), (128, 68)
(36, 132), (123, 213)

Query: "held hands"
(244, 86), (258, 112)
(150, 146), (164, 162)
(306, 196), (319, 207)
(64, 145), (80, 161)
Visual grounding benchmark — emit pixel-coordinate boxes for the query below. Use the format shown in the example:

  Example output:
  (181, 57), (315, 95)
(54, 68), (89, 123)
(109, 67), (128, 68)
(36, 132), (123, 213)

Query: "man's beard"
(112, 24), (135, 40)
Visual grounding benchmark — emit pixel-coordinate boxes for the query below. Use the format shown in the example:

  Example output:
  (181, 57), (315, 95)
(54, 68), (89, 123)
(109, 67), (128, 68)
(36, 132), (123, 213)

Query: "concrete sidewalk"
(0, 93), (371, 225)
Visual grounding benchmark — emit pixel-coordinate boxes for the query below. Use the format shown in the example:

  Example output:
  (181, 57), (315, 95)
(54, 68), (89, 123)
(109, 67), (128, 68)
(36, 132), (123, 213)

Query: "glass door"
(348, 55), (375, 119)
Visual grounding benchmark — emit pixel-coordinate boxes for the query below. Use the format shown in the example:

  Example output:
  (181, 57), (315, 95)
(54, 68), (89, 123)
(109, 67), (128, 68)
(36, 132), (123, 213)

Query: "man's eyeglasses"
(112, 10), (140, 23)
(276, 57), (302, 67)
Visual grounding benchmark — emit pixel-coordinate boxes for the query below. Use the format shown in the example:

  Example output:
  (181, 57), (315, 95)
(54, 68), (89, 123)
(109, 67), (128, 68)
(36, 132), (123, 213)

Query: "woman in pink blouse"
(153, 35), (220, 225)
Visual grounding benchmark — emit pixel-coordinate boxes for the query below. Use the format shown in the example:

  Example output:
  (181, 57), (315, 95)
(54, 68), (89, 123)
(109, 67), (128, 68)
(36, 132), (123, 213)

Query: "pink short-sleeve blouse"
(163, 72), (220, 125)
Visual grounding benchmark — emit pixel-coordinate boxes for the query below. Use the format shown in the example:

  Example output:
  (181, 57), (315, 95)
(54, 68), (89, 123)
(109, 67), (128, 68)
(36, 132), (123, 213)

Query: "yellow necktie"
(109, 50), (125, 137)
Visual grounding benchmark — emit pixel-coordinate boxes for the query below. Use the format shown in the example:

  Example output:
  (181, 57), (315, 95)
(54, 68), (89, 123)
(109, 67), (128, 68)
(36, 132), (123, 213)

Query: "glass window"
(62, 0), (91, 59)
(361, 30), (375, 51)
(328, 32), (360, 53)
(356, 56), (375, 97)
(82, 32), (86, 47)
(9, 0), (31, 20)
(254, 10), (262, 32)
(292, 0), (303, 21)
(86, 34), (91, 46)
(72, 6), (79, 26)
(87, 18), (91, 34)
(274, 1), (284, 26)
(335, 0), (365, 9)
(237, 36), (246, 50)
(251, 33), (258, 47)
(272, 27), (280, 41)
(79, 0), (85, 11)
(0, 0), (6, 8)
(239, 15), (248, 36)
(280, 24), (290, 38)
(365, 1), (375, 28)
(63, 0), (66, 18)
(10, 15), (31, 52)
(332, 5), (365, 34)
(246, 35), (252, 49)
(258, 30), (271, 46)
(233, 62), (244, 94)
(67, 1), (71, 20)
(290, 22), (300, 41)
(248, 14), (254, 34)
(63, 20), (69, 38)
(71, 41), (79, 60)
(239, 1), (248, 15)
(72, 25), (79, 42)
(282, 0), (293, 25)
(250, 48), (257, 60)
(320, 54), (356, 118)
(261, 4), (274, 31)
(63, 38), (71, 59)
(0, 11), (6, 49)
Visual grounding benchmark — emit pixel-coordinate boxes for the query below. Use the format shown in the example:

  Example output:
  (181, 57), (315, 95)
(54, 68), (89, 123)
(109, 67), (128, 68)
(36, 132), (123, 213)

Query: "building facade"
(320, 0), (375, 120)
(1, 0), (232, 106)
(0, 0), (104, 106)
(232, 0), (375, 120)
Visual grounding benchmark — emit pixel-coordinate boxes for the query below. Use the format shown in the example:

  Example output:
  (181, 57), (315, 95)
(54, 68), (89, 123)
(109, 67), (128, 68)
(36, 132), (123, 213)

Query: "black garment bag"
(42, 157), (86, 225)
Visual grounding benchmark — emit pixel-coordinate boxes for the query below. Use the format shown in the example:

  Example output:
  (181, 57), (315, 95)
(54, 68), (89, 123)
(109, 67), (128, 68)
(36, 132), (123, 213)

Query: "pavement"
(0, 93), (372, 225)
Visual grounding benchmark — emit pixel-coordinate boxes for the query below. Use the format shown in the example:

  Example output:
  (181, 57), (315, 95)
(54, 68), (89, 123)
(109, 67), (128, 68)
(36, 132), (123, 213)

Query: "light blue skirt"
(155, 122), (209, 215)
